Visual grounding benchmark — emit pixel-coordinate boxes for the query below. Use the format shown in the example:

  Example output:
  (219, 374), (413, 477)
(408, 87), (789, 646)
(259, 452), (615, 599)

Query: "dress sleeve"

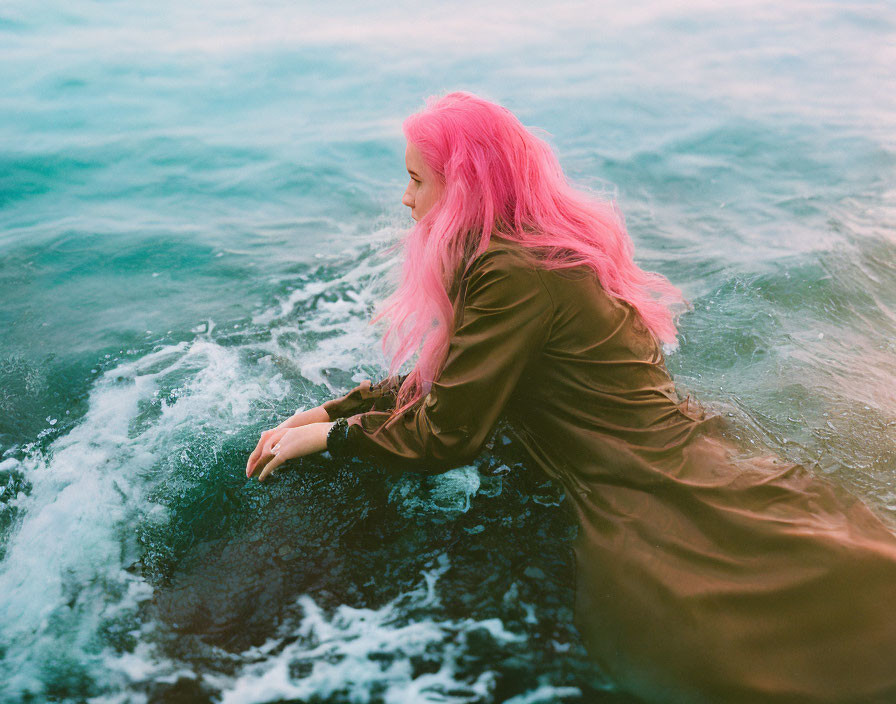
(327, 250), (553, 474)
(322, 375), (408, 420)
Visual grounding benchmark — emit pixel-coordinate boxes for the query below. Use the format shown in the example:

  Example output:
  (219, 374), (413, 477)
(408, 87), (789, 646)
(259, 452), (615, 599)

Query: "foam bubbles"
(211, 554), (527, 704)
(0, 330), (292, 699)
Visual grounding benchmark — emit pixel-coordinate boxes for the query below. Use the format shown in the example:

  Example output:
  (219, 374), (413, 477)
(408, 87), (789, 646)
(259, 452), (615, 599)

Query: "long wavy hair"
(372, 91), (683, 424)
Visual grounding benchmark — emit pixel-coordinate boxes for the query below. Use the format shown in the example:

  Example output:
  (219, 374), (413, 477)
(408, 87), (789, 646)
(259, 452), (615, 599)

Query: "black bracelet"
(326, 417), (352, 457)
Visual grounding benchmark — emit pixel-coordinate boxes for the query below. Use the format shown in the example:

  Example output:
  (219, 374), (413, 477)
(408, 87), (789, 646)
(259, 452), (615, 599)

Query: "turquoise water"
(1, 1), (894, 701)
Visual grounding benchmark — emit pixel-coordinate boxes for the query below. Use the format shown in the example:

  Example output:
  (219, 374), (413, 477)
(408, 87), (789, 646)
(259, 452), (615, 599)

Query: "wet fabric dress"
(322, 238), (896, 704)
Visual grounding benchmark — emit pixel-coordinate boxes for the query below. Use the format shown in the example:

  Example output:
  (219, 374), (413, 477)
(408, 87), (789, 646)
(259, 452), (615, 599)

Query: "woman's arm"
(327, 249), (553, 474)
(276, 405), (331, 429)
(267, 373), (409, 433)
(322, 375), (409, 420)
(245, 375), (406, 480)
(247, 250), (551, 480)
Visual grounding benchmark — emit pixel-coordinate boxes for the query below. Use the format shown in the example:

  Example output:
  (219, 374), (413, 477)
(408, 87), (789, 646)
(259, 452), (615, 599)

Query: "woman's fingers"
(246, 445), (261, 477)
(247, 449), (269, 478)
(258, 450), (284, 482)
(247, 427), (290, 478)
(246, 435), (267, 477)
(247, 429), (277, 477)
(246, 441), (263, 476)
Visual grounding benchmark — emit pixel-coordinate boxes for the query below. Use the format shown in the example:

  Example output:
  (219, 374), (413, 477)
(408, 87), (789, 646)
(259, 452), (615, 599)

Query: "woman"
(246, 92), (896, 703)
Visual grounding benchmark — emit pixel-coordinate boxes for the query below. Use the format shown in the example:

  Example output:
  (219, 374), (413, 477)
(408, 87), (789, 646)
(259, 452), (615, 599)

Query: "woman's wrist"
(311, 421), (335, 454)
(276, 404), (330, 430)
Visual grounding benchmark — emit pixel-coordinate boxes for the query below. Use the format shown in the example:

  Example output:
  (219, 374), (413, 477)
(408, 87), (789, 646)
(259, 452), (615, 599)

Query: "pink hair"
(372, 91), (683, 424)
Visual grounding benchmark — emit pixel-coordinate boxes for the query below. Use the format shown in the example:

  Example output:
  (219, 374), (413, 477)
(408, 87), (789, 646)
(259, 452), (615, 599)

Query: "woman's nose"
(402, 184), (414, 208)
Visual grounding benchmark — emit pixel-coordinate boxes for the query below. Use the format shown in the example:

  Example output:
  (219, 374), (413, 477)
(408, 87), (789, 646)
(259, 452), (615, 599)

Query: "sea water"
(1, 1), (894, 702)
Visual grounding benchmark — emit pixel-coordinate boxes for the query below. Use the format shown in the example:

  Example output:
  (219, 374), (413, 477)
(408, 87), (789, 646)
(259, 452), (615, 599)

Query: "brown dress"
(323, 238), (896, 704)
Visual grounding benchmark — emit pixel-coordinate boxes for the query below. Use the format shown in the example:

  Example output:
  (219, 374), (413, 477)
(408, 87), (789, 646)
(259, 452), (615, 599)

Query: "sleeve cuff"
(326, 417), (354, 457)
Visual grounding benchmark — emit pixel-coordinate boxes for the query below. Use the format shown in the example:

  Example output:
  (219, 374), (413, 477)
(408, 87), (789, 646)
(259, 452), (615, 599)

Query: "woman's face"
(402, 141), (443, 221)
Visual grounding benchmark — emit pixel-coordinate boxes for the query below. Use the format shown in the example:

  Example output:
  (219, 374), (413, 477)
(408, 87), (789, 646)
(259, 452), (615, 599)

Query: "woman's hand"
(246, 422), (334, 482)
(245, 405), (330, 477)
(246, 425), (289, 478)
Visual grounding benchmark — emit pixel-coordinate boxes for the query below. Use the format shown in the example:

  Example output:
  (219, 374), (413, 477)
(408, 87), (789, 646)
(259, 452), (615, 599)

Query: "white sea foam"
(209, 553), (531, 704)
(0, 337), (290, 698)
(503, 684), (583, 703)
(389, 465), (482, 521)
(251, 232), (400, 389)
